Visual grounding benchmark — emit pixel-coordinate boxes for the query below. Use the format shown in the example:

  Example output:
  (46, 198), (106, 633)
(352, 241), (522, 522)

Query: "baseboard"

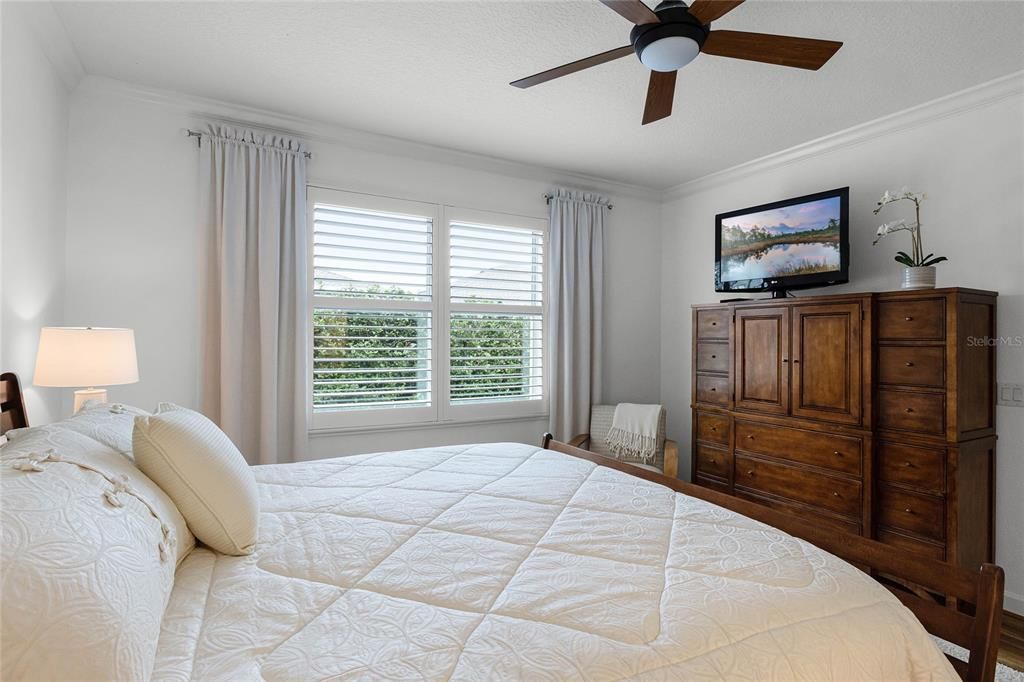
(1006, 591), (1024, 617)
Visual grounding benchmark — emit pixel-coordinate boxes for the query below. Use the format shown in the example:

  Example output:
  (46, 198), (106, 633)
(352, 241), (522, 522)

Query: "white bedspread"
(153, 442), (956, 681)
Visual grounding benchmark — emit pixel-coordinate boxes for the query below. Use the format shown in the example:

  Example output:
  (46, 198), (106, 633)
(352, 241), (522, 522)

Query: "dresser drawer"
(734, 420), (862, 477)
(877, 441), (945, 494)
(878, 389), (945, 436)
(876, 528), (945, 560)
(878, 298), (945, 340)
(695, 444), (730, 479)
(877, 485), (945, 541)
(734, 454), (861, 517)
(695, 374), (730, 406)
(734, 489), (861, 535)
(696, 308), (730, 339)
(878, 346), (945, 388)
(695, 411), (730, 446)
(696, 342), (730, 373)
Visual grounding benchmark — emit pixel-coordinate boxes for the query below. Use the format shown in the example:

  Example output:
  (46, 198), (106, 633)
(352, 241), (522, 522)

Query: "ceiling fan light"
(640, 36), (701, 72)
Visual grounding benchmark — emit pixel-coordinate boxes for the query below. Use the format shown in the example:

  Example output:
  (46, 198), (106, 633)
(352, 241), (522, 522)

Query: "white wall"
(0, 4), (75, 424)
(62, 77), (663, 456)
(659, 78), (1024, 611)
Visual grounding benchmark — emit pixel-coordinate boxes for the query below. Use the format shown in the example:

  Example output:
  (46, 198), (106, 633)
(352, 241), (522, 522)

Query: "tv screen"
(715, 187), (849, 296)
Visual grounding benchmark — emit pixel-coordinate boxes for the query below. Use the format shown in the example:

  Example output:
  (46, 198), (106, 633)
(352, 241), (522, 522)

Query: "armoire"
(690, 287), (997, 571)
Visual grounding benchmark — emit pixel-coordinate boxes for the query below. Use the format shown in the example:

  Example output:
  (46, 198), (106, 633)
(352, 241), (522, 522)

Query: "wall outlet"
(997, 383), (1024, 407)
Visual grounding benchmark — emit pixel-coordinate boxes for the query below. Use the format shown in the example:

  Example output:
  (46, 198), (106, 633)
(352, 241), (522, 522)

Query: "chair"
(569, 404), (679, 478)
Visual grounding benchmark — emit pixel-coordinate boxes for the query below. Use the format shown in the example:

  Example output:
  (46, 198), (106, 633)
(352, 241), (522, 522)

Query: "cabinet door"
(791, 303), (862, 425)
(734, 307), (790, 415)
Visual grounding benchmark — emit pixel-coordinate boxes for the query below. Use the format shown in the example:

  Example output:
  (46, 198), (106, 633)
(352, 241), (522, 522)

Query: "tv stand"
(718, 290), (792, 303)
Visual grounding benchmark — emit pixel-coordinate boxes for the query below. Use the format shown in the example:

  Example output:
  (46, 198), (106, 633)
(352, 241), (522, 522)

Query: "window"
(309, 188), (547, 430)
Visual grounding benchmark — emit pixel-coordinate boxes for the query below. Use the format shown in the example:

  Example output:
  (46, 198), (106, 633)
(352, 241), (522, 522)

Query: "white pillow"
(133, 404), (259, 555)
(1, 424), (193, 680)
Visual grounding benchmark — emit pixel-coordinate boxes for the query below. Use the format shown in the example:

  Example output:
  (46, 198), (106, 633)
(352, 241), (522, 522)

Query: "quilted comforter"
(152, 442), (955, 681)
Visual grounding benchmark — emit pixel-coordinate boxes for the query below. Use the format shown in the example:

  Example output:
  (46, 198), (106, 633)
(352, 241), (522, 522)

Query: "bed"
(0, 374), (1004, 681)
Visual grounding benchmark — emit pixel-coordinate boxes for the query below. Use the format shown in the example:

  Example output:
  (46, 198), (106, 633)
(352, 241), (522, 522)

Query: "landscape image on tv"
(720, 196), (842, 282)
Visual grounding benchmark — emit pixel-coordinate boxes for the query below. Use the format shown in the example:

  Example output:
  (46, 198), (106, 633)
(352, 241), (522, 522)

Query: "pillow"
(1, 424), (194, 680)
(60, 401), (151, 459)
(133, 404), (258, 555)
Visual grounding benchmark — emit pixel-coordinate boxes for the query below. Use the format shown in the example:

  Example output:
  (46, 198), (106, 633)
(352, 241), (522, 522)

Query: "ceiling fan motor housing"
(631, 1), (710, 71)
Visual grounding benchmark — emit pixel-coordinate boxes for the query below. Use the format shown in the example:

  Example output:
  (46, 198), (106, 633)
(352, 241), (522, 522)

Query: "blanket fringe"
(606, 427), (658, 464)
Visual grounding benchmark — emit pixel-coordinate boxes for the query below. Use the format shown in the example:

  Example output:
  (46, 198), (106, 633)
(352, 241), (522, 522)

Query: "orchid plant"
(872, 187), (947, 268)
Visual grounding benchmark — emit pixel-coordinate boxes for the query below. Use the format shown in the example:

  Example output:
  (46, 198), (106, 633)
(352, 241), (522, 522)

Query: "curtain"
(547, 188), (608, 441)
(199, 125), (308, 465)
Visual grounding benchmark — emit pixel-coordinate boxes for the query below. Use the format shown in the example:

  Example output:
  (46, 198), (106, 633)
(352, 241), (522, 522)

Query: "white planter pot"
(901, 266), (936, 290)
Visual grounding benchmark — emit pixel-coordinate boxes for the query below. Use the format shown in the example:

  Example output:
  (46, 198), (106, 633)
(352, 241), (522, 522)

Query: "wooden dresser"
(691, 287), (997, 571)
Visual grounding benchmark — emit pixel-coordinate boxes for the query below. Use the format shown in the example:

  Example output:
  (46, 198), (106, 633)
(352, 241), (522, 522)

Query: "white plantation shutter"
(312, 309), (431, 409)
(308, 188), (547, 429)
(311, 192), (436, 419)
(448, 219), (545, 405)
(313, 205), (432, 301)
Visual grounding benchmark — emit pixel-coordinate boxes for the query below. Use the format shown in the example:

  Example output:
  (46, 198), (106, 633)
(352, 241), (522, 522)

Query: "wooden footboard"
(543, 434), (1005, 682)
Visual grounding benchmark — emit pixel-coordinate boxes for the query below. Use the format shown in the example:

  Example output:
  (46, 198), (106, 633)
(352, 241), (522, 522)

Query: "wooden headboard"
(1, 372), (29, 435)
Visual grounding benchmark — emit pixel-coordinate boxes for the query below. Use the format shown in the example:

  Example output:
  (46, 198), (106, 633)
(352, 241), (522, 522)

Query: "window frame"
(307, 187), (549, 433)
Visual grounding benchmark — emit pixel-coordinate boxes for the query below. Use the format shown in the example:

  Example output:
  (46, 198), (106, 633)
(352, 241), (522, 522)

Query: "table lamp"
(33, 327), (139, 412)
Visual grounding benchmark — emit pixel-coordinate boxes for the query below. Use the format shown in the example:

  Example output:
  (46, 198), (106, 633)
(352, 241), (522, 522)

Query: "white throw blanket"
(606, 403), (660, 464)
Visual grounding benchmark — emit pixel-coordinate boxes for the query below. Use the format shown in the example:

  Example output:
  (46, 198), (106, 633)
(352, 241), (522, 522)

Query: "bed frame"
(543, 434), (1005, 682)
(0, 372), (29, 435)
(0, 375), (1001, 679)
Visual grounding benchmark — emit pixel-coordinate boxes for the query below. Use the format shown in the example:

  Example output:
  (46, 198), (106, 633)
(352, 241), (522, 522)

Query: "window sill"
(308, 412), (549, 438)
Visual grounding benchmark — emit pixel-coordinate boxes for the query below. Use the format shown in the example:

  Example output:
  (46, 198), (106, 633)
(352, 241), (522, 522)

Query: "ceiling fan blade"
(702, 30), (843, 70)
(642, 70), (677, 125)
(510, 45), (634, 88)
(598, 0), (659, 25)
(687, 0), (744, 25)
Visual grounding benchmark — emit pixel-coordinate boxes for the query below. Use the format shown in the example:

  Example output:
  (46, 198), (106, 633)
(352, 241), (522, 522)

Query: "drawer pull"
(793, 358), (800, 363)
(782, 358), (789, 363)
(904, 460), (913, 468)
(905, 361), (914, 367)
(905, 316), (914, 321)
(710, 426), (717, 432)
(832, 491), (839, 497)
(711, 354), (717, 359)
(709, 458), (716, 464)
(746, 469), (754, 476)
(711, 321), (717, 326)
(710, 387), (717, 392)
(905, 407), (914, 413)
(904, 507), (914, 514)
(747, 434), (755, 440)
(833, 450), (841, 456)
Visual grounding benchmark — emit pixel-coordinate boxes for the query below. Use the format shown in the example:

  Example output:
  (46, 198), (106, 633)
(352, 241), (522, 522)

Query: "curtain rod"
(544, 193), (613, 210)
(185, 129), (313, 159)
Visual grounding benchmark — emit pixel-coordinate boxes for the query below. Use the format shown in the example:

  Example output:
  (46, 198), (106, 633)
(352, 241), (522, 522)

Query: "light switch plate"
(997, 383), (1024, 407)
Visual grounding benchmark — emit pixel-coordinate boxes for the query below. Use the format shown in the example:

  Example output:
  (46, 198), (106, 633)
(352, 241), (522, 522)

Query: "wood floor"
(1001, 610), (1024, 672)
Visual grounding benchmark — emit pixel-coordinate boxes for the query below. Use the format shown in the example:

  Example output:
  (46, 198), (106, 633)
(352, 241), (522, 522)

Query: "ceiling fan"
(510, 0), (843, 125)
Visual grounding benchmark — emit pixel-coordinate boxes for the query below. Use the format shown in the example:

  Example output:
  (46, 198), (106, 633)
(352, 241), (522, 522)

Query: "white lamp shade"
(33, 327), (139, 388)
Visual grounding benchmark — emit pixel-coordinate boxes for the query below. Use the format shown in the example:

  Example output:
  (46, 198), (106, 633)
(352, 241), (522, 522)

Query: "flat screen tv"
(715, 187), (849, 298)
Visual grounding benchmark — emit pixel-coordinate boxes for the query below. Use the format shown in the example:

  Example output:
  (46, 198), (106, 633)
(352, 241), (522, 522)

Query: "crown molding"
(77, 76), (662, 204)
(661, 70), (1024, 202)
(8, 2), (86, 92)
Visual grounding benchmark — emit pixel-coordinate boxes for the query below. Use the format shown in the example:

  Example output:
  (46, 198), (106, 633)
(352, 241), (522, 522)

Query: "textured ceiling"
(53, 1), (1024, 189)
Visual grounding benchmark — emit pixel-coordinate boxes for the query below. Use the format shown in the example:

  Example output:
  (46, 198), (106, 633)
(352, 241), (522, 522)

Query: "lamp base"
(73, 387), (108, 413)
